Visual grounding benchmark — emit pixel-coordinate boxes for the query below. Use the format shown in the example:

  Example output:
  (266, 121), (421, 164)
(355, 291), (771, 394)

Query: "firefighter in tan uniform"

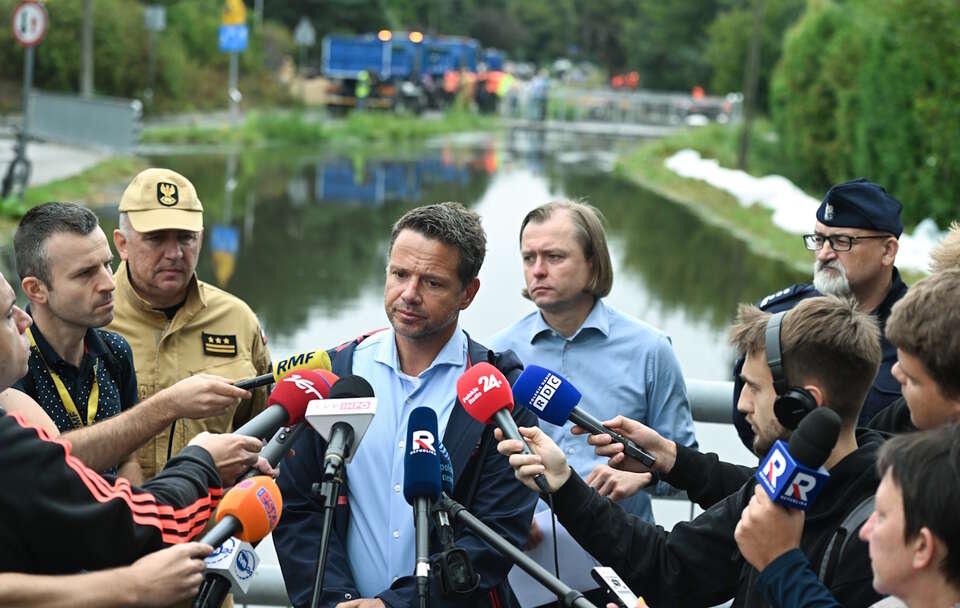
(108, 168), (271, 480)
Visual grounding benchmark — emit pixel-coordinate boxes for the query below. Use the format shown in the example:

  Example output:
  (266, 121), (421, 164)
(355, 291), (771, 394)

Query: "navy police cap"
(816, 178), (903, 237)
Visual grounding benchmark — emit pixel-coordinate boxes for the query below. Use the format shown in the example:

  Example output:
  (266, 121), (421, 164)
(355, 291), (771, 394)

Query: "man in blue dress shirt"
(489, 200), (697, 534)
(274, 202), (538, 608)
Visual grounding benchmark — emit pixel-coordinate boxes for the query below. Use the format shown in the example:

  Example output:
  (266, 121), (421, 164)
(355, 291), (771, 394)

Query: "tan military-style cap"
(118, 168), (204, 233)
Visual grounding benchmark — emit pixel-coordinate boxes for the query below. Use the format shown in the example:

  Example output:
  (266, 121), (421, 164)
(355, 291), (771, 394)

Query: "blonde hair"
(729, 296), (881, 425)
(929, 221), (960, 274)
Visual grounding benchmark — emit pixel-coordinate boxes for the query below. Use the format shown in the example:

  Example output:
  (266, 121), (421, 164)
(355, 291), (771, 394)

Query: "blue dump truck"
(321, 32), (486, 112)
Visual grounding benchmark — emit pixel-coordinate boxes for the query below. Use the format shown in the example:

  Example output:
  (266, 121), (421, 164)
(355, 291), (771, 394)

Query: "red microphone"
(457, 362), (551, 494)
(233, 369), (338, 440)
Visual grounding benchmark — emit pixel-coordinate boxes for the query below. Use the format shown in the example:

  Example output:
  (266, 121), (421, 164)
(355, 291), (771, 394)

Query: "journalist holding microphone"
(498, 296), (886, 607)
(0, 268), (264, 605)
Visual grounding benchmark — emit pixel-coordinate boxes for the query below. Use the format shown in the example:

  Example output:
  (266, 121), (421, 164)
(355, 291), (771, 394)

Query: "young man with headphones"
(498, 296), (886, 607)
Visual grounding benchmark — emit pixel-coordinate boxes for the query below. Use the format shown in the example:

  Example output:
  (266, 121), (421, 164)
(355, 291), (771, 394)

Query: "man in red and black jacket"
(0, 269), (257, 576)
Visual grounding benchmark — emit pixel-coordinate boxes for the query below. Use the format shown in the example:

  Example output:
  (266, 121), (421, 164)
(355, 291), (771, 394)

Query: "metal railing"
(236, 378), (736, 607)
(28, 91), (142, 152)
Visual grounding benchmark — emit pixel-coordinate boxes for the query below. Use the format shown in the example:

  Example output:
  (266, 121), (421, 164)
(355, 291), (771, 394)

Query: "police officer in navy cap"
(733, 178), (908, 448)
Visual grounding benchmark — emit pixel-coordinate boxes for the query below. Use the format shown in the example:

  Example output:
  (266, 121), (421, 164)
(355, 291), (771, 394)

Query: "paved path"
(0, 135), (110, 187)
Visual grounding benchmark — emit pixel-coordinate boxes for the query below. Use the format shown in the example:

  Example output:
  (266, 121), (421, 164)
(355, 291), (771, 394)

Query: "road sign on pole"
(293, 17), (316, 47)
(222, 0), (246, 26)
(11, 0), (47, 47)
(219, 24), (249, 52)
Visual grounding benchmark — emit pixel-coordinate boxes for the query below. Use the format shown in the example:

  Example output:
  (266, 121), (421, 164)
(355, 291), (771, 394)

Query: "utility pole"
(737, 0), (764, 171)
(81, 0), (94, 97)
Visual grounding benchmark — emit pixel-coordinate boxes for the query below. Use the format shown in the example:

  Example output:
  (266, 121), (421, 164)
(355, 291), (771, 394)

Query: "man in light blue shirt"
(275, 202), (539, 608)
(490, 200), (697, 527)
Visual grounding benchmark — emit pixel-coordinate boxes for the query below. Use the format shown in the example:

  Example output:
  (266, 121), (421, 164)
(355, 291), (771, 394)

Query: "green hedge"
(771, 0), (960, 226)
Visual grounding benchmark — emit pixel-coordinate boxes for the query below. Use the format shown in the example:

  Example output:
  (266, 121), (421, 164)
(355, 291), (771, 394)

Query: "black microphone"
(756, 407), (841, 510)
(303, 375), (377, 481)
(404, 407), (442, 608)
(232, 369), (338, 439)
(232, 349), (333, 390)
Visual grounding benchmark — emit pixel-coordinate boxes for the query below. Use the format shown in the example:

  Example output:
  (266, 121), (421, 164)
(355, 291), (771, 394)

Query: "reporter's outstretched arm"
(585, 414), (755, 508)
(60, 374), (251, 473)
(0, 543), (212, 607)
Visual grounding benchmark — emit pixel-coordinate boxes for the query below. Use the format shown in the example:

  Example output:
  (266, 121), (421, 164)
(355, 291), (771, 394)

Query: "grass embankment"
(0, 156), (148, 233)
(616, 120), (815, 274)
(141, 110), (501, 147)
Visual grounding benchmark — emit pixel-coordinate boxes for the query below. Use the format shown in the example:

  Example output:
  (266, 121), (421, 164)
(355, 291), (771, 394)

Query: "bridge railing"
(505, 85), (742, 127)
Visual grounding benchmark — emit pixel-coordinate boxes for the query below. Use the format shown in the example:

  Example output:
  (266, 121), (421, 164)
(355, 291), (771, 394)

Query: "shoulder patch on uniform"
(758, 284), (814, 309)
(202, 332), (238, 357)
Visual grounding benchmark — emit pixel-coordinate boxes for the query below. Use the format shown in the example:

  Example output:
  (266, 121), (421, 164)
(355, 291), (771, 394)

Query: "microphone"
(304, 375), (377, 480)
(193, 476), (283, 608)
(233, 350), (333, 390)
(199, 475), (283, 548)
(404, 407), (441, 607)
(755, 407), (840, 510)
(457, 362), (551, 494)
(512, 365), (656, 468)
(232, 369), (338, 440)
(436, 440), (454, 496)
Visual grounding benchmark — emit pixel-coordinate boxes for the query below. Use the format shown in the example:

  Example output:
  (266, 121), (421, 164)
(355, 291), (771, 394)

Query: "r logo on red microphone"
(411, 430), (436, 455)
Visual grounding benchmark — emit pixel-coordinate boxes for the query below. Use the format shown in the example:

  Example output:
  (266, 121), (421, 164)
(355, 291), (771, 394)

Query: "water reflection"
(81, 133), (809, 382)
(550, 170), (808, 329)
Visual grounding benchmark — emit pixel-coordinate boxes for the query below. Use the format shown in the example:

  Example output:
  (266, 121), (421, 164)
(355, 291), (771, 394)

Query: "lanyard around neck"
(26, 327), (99, 429)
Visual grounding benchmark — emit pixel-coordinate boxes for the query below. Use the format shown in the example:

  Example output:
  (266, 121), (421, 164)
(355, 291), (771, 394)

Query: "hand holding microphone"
(233, 350), (333, 390)
(512, 366), (656, 469)
(457, 362), (552, 494)
(494, 424), (573, 494)
(735, 408), (841, 570)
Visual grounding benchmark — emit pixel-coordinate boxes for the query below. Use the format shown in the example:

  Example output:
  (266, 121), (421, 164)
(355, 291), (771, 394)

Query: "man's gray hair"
(14, 202), (100, 285)
(388, 202), (487, 286)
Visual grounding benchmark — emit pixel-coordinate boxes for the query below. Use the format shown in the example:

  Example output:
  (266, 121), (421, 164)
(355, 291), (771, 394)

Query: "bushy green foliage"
(771, 0), (960, 226)
(0, 0), (288, 114)
(706, 0), (805, 110)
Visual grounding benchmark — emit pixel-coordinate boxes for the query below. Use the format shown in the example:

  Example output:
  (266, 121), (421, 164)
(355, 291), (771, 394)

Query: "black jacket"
(867, 396), (915, 436)
(551, 431), (886, 608)
(733, 270), (908, 447)
(273, 332), (538, 608)
(0, 408), (222, 573)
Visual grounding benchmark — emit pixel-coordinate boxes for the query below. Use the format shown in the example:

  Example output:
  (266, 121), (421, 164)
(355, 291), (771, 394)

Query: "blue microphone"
(756, 407), (839, 511)
(404, 407), (441, 607)
(512, 365), (656, 467)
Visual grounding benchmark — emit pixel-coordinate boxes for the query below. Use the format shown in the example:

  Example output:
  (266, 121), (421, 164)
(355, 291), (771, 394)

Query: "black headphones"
(765, 311), (818, 430)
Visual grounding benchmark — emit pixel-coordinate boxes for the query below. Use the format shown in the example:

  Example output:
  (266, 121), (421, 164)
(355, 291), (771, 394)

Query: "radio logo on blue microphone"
(410, 430), (436, 455)
(530, 374), (562, 411)
(756, 441), (829, 510)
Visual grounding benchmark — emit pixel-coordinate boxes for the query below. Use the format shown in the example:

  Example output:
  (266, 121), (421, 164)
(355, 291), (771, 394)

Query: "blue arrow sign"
(219, 24), (248, 53)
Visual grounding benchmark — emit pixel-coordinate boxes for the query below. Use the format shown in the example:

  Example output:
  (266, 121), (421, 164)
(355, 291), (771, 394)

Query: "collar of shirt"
(114, 260), (205, 325)
(528, 298), (610, 344)
(373, 322), (469, 379)
(24, 305), (107, 374)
